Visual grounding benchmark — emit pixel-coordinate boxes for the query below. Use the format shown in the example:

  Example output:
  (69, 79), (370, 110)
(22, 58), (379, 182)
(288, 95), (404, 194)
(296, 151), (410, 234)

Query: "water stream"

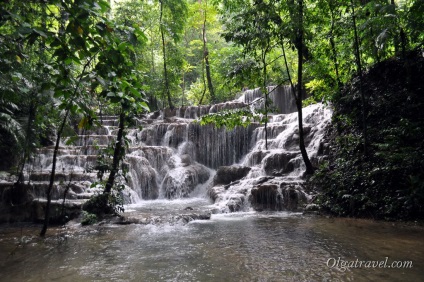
(0, 205), (423, 281)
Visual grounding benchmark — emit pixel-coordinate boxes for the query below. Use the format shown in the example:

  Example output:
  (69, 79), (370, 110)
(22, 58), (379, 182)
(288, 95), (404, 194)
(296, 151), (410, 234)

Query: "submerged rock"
(118, 211), (211, 225)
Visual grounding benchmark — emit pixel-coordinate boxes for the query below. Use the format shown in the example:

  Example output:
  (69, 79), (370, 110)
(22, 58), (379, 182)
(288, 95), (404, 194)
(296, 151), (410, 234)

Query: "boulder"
(245, 150), (269, 166)
(213, 165), (251, 186)
(249, 184), (282, 211)
(249, 181), (308, 211)
(180, 154), (192, 167)
(227, 194), (245, 212)
(263, 152), (298, 176)
(208, 185), (225, 202)
(280, 183), (308, 211)
(33, 199), (83, 224)
(163, 164), (210, 199)
(163, 107), (177, 118)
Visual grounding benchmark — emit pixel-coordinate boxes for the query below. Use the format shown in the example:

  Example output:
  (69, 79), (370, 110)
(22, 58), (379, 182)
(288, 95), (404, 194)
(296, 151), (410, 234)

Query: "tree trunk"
(40, 108), (70, 237)
(103, 111), (125, 196)
(202, 1), (215, 103)
(329, 5), (342, 91)
(16, 99), (36, 184)
(351, 0), (368, 155)
(297, 0), (314, 175)
(390, 0), (400, 56)
(261, 49), (268, 150)
(159, 0), (173, 110)
(198, 55), (207, 105)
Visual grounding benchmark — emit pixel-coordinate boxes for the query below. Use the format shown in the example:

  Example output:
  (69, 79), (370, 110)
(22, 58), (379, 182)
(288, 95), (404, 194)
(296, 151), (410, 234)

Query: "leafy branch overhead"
(198, 107), (265, 130)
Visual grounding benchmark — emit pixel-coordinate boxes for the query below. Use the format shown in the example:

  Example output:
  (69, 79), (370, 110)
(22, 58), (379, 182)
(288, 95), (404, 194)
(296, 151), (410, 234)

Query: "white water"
(1, 214), (423, 282)
(25, 89), (331, 214)
(8, 90), (424, 282)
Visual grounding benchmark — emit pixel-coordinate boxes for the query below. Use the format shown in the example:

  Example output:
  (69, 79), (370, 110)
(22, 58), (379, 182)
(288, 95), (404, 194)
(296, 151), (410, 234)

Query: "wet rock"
(163, 107), (177, 118)
(163, 164), (210, 199)
(248, 181), (309, 212)
(245, 150), (269, 166)
(2, 183), (34, 206)
(213, 165), (251, 186)
(280, 183), (308, 211)
(304, 204), (320, 212)
(250, 184), (283, 211)
(126, 155), (159, 200)
(208, 185), (225, 202)
(253, 176), (274, 185)
(180, 154), (192, 167)
(118, 211), (211, 225)
(163, 123), (188, 148)
(33, 199), (84, 224)
(226, 195), (245, 212)
(263, 152), (298, 176)
(224, 180), (240, 189)
(147, 110), (160, 119)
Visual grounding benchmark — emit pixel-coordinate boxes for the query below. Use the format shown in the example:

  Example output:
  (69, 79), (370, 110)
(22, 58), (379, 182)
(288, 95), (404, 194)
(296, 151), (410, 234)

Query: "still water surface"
(0, 199), (423, 282)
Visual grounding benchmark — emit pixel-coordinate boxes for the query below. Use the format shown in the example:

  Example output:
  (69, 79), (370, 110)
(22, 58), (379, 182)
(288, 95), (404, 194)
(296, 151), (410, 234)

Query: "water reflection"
(0, 214), (423, 282)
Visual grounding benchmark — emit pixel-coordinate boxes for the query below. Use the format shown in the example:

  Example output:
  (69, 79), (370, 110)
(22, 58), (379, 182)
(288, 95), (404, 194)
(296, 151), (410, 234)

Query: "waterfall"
(209, 103), (332, 212)
(237, 85), (298, 114)
(25, 89), (331, 213)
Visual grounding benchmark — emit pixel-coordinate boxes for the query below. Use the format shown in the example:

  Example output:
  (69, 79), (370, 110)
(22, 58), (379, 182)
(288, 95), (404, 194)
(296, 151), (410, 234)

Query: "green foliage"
(81, 211), (98, 225)
(199, 107), (266, 130)
(313, 53), (424, 220)
(83, 193), (115, 216)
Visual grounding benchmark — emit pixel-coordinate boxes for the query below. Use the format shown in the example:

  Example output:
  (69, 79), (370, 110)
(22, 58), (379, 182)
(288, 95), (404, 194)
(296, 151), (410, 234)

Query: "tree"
(201, 0), (216, 103)
(158, 0), (188, 109)
(86, 20), (149, 215)
(114, 0), (161, 110)
(221, 0), (276, 149)
(218, 0), (316, 173)
(350, 0), (368, 155)
(293, 0), (315, 174)
(40, 0), (114, 237)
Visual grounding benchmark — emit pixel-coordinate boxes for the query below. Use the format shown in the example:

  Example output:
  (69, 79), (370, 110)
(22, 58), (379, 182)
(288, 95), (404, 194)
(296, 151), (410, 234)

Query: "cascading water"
(237, 85), (301, 114)
(209, 103), (332, 213)
(24, 87), (331, 220)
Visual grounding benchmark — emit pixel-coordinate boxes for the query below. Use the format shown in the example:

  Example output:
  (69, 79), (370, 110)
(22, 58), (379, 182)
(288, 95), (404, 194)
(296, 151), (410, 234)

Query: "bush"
(81, 211), (98, 226)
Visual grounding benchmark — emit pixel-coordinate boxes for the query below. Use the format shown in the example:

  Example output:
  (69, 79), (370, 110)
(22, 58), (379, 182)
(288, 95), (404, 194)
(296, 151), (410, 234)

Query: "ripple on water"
(0, 215), (423, 282)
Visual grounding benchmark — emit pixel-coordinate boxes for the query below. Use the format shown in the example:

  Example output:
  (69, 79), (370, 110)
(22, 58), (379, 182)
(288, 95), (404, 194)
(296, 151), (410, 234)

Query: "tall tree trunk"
(202, 1), (215, 103)
(159, 0), (173, 109)
(390, 0), (400, 56)
(261, 49), (268, 150)
(16, 99), (36, 184)
(198, 55), (207, 105)
(351, 0), (368, 155)
(40, 5), (69, 236)
(329, 4), (342, 91)
(181, 71), (185, 107)
(296, 0), (314, 175)
(40, 108), (70, 237)
(103, 111), (125, 196)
